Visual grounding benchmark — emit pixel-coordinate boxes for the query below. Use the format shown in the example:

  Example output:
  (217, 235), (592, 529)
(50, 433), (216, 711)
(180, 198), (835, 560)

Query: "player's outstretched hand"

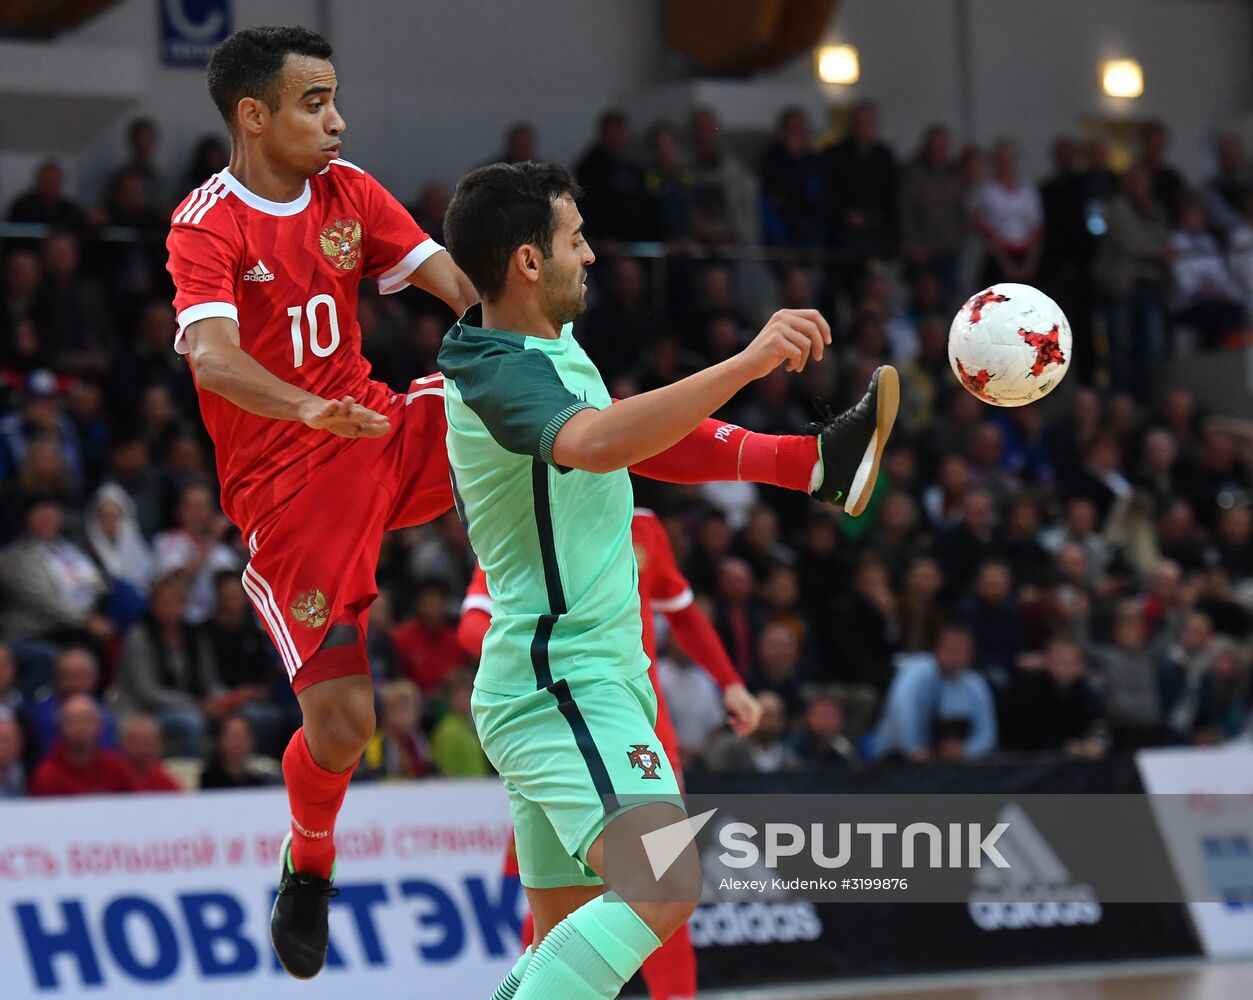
(724, 683), (764, 737)
(738, 309), (830, 379)
(301, 395), (391, 438)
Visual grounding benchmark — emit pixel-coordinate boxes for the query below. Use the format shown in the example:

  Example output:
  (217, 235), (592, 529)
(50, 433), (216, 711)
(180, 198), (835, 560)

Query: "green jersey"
(439, 307), (647, 696)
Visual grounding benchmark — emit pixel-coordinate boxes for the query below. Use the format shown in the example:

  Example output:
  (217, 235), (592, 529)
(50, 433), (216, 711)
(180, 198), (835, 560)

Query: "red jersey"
(165, 161), (439, 532)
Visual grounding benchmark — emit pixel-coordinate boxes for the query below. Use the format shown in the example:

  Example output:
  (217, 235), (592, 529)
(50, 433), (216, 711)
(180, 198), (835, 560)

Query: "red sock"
(640, 922), (697, 1000)
(281, 728), (354, 879)
(629, 417), (818, 493)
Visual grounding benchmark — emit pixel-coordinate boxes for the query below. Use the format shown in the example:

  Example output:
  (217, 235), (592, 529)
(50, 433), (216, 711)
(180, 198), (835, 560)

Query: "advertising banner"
(0, 781), (519, 999)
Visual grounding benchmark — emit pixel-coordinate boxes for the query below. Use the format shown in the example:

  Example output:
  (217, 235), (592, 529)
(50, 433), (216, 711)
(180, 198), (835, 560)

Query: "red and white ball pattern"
(948, 282), (1072, 407)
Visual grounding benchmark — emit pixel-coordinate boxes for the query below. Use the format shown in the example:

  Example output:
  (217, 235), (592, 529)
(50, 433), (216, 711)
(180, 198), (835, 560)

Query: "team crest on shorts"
(319, 219), (362, 271)
(627, 744), (662, 779)
(290, 589), (330, 629)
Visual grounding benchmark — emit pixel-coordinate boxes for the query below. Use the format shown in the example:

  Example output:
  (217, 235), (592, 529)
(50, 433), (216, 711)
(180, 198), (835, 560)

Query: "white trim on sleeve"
(651, 587), (694, 614)
(461, 594), (495, 615)
(378, 238), (445, 294)
(174, 301), (239, 355)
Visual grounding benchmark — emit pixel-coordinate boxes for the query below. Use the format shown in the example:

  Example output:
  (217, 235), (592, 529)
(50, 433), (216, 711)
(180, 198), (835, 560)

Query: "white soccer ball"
(948, 283), (1072, 407)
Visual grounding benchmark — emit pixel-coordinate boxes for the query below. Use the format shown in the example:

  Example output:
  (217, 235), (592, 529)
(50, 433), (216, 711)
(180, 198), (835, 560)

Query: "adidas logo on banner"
(244, 261), (275, 282)
(967, 803), (1103, 931)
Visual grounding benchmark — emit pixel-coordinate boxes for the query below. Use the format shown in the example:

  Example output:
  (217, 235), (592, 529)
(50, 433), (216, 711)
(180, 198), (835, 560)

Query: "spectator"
(38, 231), (117, 378)
(1203, 133), (1252, 237)
(430, 669), (489, 777)
(202, 571), (285, 754)
(574, 109), (650, 242)
(760, 106), (824, 249)
(1170, 199), (1245, 347)
(1196, 639), (1252, 741)
(0, 717), (25, 796)
(153, 482), (240, 624)
(1188, 427), (1251, 532)
(899, 124), (964, 294)
(200, 713), (272, 789)
(101, 436), (166, 539)
(390, 580), (466, 697)
(359, 679), (433, 781)
(747, 622), (806, 720)
(119, 714), (181, 792)
(0, 500), (112, 650)
(6, 161), (85, 235)
(831, 557), (900, 697)
(1, 248), (43, 343)
(181, 135), (228, 192)
(1138, 120), (1188, 223)
(113, 574), (222, 757)
(1159, 611), (1221, 742)
(1212, 505), (1252, 583)
(579, 256), (654, 377)
(933, 488), (1000, 598)
(688, 107), (756, 245)
(1000, 493), (1051, 587)
(107, 117), (166, 209)
(409, 182), (450, 246)
(821, 101), (899, 292)
(28, 694), (135, 796)
(897, 556), (947, 654)
(1002, 639), (1105, 756)
(705, 691), (800, 774)
(712, 557), (765, 678)
(29, 645), (118, 756)
(643, 121), (694, 242)
(0, 642), (39, 769)
(1098, 165), (1172, 392)
(970, 139), (1043, 285)
(491, 121), (538, 165)
(1074, 597), (1174, 749)
(958, 560), (1023, 690)
(656, 647), (726, 765)
(84, 482), (156, 599)
(870, 626), (998, 762)
(788, 692), (857, 769)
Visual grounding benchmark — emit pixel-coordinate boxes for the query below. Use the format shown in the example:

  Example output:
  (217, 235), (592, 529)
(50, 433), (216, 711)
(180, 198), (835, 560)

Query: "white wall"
(2, 0), (1249, 207)
(37, 0), (663, 206)
(787, 0), (1253, 179)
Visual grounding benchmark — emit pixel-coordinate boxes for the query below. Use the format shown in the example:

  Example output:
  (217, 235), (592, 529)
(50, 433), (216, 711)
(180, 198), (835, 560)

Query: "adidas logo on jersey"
(967, 803), (1103, 931)
(244, 261), (275, 282)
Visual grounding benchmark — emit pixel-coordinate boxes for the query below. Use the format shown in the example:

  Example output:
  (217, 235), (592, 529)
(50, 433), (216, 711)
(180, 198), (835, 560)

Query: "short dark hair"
(444, 162), (583, 300)
(206, 25), (332, 127)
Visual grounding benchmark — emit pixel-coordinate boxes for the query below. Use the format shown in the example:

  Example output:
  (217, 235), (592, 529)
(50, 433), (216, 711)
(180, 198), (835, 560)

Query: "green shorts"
(472, 670), (682, 889)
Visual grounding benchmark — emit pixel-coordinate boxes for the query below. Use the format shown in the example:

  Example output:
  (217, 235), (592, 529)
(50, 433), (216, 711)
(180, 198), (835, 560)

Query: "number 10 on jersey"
(287, 294), (341, 368)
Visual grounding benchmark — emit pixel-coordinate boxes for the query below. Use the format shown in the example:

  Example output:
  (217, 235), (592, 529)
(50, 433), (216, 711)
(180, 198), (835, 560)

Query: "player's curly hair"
(444, 162), (584, 300)
(207, 25), (333, 128)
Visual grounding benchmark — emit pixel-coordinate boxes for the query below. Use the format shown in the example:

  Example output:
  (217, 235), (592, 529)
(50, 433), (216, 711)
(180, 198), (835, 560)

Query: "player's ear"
(237, 97), (266, 136)
(514, 244), (542, 286)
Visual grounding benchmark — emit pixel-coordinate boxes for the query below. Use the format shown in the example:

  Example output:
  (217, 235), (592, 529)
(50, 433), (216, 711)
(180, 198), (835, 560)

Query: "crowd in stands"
(0, 104), (1251, 799)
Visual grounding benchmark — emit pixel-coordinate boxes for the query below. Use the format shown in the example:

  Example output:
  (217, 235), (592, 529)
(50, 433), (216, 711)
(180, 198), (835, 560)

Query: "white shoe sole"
(844, 365), (900, 518)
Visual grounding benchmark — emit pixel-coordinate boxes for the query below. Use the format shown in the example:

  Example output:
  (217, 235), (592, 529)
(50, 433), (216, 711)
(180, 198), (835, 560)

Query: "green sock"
(514, 899), (660, 999)
(491, 946), (533, 1000)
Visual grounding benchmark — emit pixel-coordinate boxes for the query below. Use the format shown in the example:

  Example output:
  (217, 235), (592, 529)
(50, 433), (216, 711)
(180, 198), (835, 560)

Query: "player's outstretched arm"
(185, 317), (390, 438)
(406, 252), (479, 315)
(552, 309), (829, 474)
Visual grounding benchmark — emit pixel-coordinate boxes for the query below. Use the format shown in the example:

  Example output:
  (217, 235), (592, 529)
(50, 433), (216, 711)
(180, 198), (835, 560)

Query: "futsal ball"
(948, 283), (1072, 407)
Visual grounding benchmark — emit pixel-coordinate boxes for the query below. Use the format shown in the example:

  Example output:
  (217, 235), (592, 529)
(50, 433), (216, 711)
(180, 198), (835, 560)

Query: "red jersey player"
(458, 509), (761, 1000)
(170, 24), (894, 984)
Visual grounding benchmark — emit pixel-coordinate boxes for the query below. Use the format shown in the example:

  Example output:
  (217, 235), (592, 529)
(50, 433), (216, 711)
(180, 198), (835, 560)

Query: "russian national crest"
(319, 218), (362, 271)
(290, 589), (330, 629)
(627, 744), (663, 779)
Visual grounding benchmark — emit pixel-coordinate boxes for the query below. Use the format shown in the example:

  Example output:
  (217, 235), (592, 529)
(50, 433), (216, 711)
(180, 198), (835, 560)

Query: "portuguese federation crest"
(627, 744), (663, 779)
(290, 589), (330, 629)
(319, 219), (362, 271)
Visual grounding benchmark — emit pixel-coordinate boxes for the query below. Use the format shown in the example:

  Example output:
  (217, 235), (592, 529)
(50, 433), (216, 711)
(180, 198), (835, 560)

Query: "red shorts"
(240, 375), (453, 693)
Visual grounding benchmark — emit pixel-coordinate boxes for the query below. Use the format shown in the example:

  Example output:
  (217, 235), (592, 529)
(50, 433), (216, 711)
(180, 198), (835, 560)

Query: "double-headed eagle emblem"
(319, 219), (362, 271)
